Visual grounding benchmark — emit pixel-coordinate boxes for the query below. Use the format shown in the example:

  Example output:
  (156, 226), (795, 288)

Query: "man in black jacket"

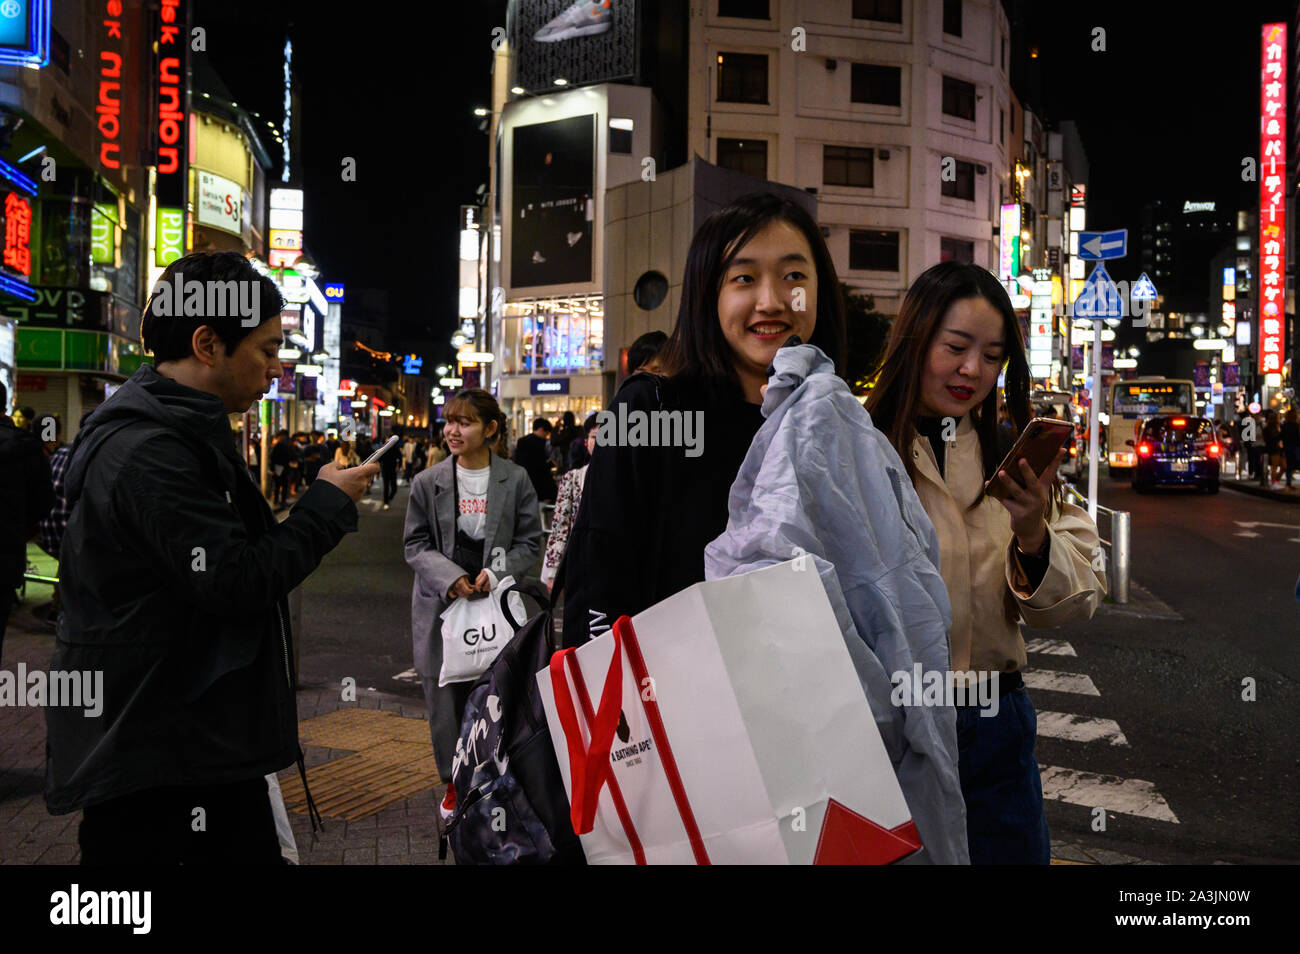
(513, 417), (557, 502)
(0, 382), (54, 656)
(45, 251), (378, 865)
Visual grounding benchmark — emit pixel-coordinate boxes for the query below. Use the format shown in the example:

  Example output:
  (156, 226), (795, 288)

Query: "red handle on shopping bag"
(549, 628), (624, 835)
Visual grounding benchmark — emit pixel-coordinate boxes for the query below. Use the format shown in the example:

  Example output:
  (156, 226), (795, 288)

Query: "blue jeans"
(956, 684), (1050, 864)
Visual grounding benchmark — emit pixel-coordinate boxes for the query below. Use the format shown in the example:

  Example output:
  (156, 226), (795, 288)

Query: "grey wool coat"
(404, 451), (542, 775)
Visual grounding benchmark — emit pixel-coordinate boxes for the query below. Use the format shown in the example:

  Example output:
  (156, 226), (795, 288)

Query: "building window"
(940, 237), (974, 264)
(943, 0), (963, 37)
(718, 0), (769, 17)
(609, 119), (633, 154)
(1001, 36), (1007, 71)
(942, 75), (976, 121)
(717, 138), (768, 179)
(849, 230), (900, 271)
(852, 0), (902, 23)
(823, 145), (874, 188)
(999, 110), (1005, 144)
(717, 53), (768, 104)
(940, 159), (975, 201)
(851, 63), (902, 106)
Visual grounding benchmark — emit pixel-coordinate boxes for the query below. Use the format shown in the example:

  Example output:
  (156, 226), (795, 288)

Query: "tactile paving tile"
(280, 708), (441, 820)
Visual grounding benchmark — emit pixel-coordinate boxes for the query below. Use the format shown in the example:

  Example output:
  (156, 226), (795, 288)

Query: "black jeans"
(78, 777), (282, 865)
(382, 471), (397, 504)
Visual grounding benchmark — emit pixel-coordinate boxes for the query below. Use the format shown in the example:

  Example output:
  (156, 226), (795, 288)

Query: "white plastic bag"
(438, 575), (522, 687)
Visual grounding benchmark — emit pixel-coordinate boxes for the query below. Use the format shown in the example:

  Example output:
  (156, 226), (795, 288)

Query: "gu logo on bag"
(610, 708), (653, 767)
(462, 624), (499, 650)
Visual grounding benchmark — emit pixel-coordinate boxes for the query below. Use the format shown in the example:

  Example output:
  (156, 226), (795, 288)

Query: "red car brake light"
(1208, 443), (1220, 457)
(1171, 419), (1187, 427)
(1138, 443), (1152, 457)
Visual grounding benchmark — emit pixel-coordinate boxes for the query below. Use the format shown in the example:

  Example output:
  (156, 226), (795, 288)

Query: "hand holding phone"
(983, 419), (1073, 500)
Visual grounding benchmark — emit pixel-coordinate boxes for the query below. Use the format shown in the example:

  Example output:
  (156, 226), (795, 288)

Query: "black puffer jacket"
(45, 363), (357, 814)
(0, 416), (53, 587)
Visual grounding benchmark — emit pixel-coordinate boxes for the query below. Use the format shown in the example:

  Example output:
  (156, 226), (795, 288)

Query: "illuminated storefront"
(497, 295), (605, 437)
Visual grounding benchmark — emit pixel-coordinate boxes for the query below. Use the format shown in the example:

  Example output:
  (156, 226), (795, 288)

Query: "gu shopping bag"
(439, 575), (524, 687)
(536, 560), (922, 864)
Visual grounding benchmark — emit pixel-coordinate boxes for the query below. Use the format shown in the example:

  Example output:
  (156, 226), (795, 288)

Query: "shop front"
(497, 294), (607, 438)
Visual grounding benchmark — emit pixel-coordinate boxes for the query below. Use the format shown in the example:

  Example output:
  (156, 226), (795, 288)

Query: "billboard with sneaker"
(508, 0), (639, 94)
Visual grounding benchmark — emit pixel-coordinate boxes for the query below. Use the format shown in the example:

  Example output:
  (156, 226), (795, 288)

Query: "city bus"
(1105, 377), (1195, 475)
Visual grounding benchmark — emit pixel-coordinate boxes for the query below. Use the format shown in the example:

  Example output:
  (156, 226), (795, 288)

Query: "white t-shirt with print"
(456, 463), (490, 540)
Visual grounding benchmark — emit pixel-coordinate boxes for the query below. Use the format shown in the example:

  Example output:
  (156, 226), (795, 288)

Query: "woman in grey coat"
(403, 389), (543, 785)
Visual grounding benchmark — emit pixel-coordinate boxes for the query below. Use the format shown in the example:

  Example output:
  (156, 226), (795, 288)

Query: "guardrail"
(1066, 484), (1130, 603)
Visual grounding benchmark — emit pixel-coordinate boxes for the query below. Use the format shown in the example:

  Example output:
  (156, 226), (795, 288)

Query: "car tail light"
(1138, 443), (1152, 457)
(1069, 445), (1078, 456)
(1171, 419), (1187, 427)
(1208, 443), (1220, 457)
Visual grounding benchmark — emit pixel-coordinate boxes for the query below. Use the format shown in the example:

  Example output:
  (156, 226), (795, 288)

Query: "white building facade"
(688, 0), (1014, 313)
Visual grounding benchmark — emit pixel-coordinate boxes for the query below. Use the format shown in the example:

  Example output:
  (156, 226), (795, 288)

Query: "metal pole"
(1086, 311), (1103, 523)
(1111, 509), (1130, 604)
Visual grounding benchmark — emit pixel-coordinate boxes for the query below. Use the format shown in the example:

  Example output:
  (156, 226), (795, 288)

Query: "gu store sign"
(1258, 23), (1285, 377)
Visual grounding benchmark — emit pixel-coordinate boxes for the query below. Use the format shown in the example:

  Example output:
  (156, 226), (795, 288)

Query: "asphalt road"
(296, 482), (427, 701)
(1033, 476), (1299, 864)
(298, 474), (1300, 864)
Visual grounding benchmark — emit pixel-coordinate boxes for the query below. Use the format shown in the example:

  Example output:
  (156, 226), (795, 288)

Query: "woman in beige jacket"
(867, 262), (1106, 864)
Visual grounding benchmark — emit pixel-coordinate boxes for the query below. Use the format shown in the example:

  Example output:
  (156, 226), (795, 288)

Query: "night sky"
(192, 0), (507, 356)
(195, 0), (1293, 352)
(1026, 0), (1292, 274)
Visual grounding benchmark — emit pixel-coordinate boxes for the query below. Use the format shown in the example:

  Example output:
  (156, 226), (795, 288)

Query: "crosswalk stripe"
(1039, 765), (1180, 823)
(1024, 637), (1077, 657)
(1036, 711), (1129, 746)
(1023, 669), (1100, 696)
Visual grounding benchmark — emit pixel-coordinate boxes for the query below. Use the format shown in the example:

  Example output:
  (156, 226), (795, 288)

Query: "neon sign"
(999, 204), (1020, 281)
(3, 193), (32, 276)
(1259, 23), (1285, 377)
(97, 0), (124, 170)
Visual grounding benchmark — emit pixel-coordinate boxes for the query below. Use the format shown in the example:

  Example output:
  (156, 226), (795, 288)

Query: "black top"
(560, 373), (765, 648)
(0, 416), (53, 585)
(916, 415), (952, 476)
(513, 432), (557, 502)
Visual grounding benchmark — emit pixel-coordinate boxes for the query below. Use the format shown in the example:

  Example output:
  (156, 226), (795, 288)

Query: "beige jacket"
(909, 414), (1106, 675)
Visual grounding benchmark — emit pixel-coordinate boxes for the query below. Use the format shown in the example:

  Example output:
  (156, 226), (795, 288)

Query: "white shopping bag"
(266, 772), (298, 865)
(438, 575), (522, 687)
(536, 560), (922, 865)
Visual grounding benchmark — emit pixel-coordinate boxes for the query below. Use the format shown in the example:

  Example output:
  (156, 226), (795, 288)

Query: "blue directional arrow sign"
(1077, 228), (1127, 261)
(1072, 262), (1123, 319)
(1130, 272), (1158, 301)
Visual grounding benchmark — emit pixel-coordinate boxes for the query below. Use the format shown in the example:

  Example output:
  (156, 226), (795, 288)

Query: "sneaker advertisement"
(508, 0), (637, 94)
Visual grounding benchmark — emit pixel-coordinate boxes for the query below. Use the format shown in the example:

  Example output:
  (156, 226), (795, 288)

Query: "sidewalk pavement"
(1221, 472), (1300, 503)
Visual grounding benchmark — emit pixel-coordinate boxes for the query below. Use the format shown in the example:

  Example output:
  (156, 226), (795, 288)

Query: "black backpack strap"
(499, 576), (551, 630)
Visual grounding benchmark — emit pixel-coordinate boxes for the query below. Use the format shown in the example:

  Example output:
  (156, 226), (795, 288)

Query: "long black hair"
(657, 192), (846, 388)
(866, 262), (1033, 491)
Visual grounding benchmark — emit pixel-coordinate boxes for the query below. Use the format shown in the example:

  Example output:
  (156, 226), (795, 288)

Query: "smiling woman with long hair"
(866, 261), (1107, 865)
(559, 192), (845, 648)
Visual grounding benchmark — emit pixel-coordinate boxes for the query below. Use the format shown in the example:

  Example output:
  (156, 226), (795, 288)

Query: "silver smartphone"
(361, 434), (400, 466)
